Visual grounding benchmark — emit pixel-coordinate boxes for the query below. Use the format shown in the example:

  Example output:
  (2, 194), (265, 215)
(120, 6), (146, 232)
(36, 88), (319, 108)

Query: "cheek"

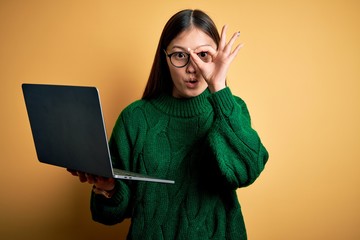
(168, 67), (183, 84)
(166, 60), (176, 80)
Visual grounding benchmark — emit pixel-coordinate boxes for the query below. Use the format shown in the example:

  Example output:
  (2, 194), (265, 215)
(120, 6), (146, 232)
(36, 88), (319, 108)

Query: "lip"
(184, 79), (199, 88)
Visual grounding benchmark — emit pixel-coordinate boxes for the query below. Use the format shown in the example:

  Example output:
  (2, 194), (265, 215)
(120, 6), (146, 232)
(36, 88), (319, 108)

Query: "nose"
(186, 58), (196, 73)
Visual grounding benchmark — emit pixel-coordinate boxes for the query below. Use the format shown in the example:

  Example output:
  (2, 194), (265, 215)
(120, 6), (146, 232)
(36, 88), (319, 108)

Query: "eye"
(173, 52), (187, 60)
(197, 52), (211, 62)
(198, 52), (207, 58)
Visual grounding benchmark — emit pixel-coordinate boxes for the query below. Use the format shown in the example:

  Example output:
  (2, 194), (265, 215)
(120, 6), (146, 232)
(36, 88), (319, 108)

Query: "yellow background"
(1, 0), (359, 239)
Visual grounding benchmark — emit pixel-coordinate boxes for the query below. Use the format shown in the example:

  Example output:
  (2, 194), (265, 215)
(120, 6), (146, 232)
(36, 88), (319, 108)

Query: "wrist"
(92, 185), (116, 199)
(208, 83), (226, 93)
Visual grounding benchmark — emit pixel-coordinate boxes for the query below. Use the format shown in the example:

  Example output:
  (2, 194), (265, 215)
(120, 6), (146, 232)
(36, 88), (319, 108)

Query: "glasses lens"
(167, 51), (212, 68)
(170, 52), (189, 68)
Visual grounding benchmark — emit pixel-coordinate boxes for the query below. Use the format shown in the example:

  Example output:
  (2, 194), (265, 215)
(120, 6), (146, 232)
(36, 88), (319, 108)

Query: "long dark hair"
(142, 9), (220, 99)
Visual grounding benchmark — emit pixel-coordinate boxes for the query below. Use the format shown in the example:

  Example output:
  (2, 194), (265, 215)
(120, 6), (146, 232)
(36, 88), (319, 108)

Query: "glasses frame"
(164, 50), (191, 68)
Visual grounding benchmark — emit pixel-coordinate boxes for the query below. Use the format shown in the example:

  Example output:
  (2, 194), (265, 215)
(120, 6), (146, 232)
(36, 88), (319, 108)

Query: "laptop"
(22, 83), (174, 184)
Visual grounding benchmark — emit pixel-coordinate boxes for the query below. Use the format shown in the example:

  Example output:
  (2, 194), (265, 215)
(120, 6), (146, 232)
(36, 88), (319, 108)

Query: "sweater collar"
(150, 89), (212, 118)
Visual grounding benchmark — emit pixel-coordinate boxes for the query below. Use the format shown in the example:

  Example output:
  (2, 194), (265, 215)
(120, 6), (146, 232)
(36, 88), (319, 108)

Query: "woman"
(70, 9), (268, 239)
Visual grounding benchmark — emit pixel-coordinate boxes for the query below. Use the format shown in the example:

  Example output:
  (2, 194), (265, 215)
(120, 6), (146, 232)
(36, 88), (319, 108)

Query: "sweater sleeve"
(206, 87), (269, 189)
(90, 112), (134, 225)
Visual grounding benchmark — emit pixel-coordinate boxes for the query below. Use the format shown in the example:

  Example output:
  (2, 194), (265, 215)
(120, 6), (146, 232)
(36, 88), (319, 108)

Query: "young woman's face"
(165, 27), (217, 98)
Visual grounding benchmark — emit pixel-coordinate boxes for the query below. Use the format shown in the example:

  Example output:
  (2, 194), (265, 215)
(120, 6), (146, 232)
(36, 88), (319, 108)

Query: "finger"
(232, 42), (244, 56)
(228, 43), (244, 63)
(193, 45), (217, 56)
(224, 31), (241, 54)
(85, 173), (97, 184)
(188, 48), (205, 69)
(95, 176), (113, 184)
(96, 176), (108, 183)
(77, 172), (87, 183)
(66, 168), (78, 176)
(95, 177), (116, 190)
(218, 25), (228, 50)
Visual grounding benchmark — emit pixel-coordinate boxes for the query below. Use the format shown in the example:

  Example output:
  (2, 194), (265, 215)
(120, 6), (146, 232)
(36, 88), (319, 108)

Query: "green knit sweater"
(90, 87), (268, 239)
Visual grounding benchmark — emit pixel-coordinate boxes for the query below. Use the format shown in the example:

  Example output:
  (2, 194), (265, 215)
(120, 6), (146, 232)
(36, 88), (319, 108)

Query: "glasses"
(164, 50), (212, 68)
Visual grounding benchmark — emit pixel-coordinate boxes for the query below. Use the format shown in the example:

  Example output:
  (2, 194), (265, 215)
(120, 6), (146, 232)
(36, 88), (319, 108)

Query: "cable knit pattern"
(90, 87), (269, 239)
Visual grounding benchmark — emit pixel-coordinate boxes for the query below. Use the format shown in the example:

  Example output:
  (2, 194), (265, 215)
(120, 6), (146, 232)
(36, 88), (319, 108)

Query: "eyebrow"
(171, 45), (186, 51)
(170, 44), (212, 51)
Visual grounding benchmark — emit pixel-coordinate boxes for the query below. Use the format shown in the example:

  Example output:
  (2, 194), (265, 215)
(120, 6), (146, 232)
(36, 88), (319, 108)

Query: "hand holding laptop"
(67, 168), (117, 198)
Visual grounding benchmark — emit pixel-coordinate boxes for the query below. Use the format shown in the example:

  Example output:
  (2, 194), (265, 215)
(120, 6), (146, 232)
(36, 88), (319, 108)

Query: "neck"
(151, 89), (212, 118)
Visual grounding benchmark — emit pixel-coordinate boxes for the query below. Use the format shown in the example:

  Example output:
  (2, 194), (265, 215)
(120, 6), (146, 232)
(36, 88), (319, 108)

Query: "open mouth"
(185, 79), (198, 88)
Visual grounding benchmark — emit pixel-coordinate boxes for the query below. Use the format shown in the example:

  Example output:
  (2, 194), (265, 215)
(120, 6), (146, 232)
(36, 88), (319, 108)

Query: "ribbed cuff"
(207, 87), (235, 117)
